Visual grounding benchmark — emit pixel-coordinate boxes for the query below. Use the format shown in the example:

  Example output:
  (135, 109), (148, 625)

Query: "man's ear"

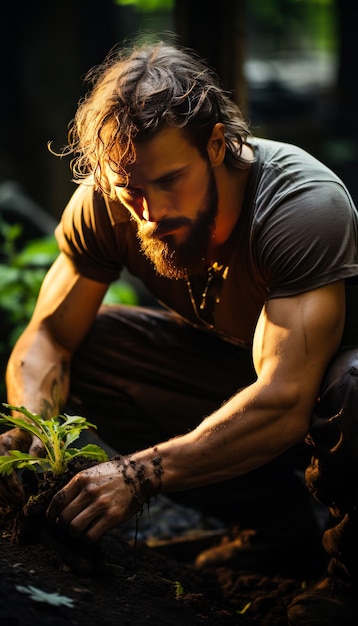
(207, 123), (226, 167)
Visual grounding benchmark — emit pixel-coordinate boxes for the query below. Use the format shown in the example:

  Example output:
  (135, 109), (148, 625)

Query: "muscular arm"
(48, 281), (345, 541)
(148, 280), (346, 488)
(4, 252), (108, 432)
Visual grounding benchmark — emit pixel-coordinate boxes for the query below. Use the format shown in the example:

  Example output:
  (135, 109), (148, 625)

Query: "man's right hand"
(0, 427), (43, 507)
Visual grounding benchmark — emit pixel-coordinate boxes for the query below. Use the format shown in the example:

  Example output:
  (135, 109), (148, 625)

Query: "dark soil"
(0, 459), (313, 625)
(0, 525), (307, 626)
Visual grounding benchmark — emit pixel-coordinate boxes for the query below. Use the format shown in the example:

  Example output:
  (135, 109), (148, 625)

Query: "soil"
(0, 526), (308, 626)
(0, 460), (316, 626)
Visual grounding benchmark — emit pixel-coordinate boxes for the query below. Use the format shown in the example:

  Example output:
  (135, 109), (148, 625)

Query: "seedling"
(0, 403), (108, 476)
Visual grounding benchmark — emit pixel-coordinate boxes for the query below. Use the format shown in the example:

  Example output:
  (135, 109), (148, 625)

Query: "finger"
(50, 485), (115, 542)
(84, 513), (119, 542)
(49, 494), (98, 542)
(66, 506), (114, 543)
(28, 438), (45, 457)
(63, 506), (100, 541)
(82, 516), (109, 543)
(5, 472), (25, 502)
(0, 472), (25, 505)
(47, 473), (89, 524)
(0, 482), (14, 508)
(47, 488), (70, 525)
(2, 429), (32, 453)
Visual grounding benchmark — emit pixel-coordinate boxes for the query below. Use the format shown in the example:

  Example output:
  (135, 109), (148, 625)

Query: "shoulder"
(246, 139), (358, 295)
(62, 180), (130, 227)
(252, 137), (339, 177)
(249, 138), (357, 231)
(55, 181), (134, 283)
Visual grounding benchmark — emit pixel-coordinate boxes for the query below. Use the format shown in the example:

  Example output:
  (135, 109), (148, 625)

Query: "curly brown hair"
(65, 40), (251, 197)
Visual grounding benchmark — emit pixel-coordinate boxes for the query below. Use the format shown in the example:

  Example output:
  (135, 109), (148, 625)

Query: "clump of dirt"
(12, 458), (97, 537)
(0, 457), (106, 575)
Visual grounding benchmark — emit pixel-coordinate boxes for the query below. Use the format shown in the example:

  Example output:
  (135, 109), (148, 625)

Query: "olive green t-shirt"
(55, 138), (358, 349)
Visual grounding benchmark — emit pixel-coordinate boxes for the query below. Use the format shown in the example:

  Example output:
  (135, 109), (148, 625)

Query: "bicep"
(253, 281), (346, 416)
(30, 253), (109, 352)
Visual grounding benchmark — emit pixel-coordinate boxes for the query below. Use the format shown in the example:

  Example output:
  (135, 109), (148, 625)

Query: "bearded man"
(2, 41), (358, 625)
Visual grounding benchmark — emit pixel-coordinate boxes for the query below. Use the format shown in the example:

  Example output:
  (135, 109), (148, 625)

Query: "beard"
(136, 168), (218, 280)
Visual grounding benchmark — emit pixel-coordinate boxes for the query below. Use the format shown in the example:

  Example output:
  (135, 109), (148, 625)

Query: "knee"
(318, 349), (358, 417)
(305, 406), (358, 516)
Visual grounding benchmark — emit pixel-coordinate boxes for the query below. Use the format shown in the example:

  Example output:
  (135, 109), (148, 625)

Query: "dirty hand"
(0, 427), (43, 506)
(47, 455), (161, 542)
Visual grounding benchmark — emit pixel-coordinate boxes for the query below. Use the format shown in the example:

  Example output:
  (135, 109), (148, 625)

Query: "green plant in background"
(0, 215), (138, 403)
(0, 404), (108, 476)
(248, 0), (337, 54)
(115, 0), (174, 11)
(0, 223), (59, 350)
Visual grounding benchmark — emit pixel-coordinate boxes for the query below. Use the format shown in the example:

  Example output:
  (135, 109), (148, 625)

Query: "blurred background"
(0, 0), (357, 401)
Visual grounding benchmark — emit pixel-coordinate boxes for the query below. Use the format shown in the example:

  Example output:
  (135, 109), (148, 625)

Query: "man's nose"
(142, 194), (168, 223)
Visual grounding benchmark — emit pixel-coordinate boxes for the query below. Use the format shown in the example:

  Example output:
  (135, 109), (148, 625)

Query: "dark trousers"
(305, 347), (358, 578)
(68, 305), (358, 575)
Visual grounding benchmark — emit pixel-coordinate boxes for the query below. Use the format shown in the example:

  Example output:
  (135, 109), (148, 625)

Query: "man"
(1, 41), (358, 624)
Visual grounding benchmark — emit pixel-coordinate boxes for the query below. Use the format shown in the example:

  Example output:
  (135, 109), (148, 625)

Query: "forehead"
(127, 126), (199, 181)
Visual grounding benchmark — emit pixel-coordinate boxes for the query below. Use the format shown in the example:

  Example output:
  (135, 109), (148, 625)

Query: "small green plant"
(0, 404), (108, 476)
(173, 580), (185, 598)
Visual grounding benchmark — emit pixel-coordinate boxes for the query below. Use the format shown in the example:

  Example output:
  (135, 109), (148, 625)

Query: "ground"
(0, 494), (310, 626)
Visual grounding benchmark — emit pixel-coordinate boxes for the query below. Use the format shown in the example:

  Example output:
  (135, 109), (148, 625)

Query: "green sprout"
(0, 404), (108, 476)
(173, 580), (185, 598)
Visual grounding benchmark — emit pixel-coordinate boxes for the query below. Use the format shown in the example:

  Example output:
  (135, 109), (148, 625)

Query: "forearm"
(129, 379), (311, 497)
(5, 324), (71, 418)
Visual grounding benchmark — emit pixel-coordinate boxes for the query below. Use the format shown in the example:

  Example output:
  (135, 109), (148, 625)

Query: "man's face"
(111, 127), (219, 279)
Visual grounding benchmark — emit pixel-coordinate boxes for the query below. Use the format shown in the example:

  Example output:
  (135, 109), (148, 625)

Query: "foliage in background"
(248, 0), (337, 54)
(0, 215), (138, 403)
(116, 0), (337, 54)
(0, 220), (59, 351)
(115, 0), (174, 11)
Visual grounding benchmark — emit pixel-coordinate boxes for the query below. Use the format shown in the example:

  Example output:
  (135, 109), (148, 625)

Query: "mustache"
(139, 217), (192, 238)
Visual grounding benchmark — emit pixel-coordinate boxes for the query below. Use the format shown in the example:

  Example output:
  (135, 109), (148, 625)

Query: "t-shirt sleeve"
(253, 180), (358, 298)
(55, 183), (123, 283)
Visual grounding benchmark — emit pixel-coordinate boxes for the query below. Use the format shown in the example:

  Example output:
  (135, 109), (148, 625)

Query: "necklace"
(187, 262), (229, 328)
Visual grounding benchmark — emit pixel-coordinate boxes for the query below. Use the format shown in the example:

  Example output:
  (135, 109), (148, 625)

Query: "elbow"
(262, 381), (314, 448)
(283, 416), (310, 448)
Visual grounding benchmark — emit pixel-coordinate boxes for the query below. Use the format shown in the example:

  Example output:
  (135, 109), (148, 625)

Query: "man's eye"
(160, 175), (179, 190)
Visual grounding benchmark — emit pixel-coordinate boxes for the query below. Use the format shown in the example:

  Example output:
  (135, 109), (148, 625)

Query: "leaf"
(13, 235), (58, 268)
(0, 452), (46, 475)
(2, 403), (43, 423)
(63, 429), (85, 448)
(0, 414), (42, 436)
(103, 279), (138, 305)
(62, 414), (96, 429)
(66, 445), (109, 462)
(237, 601), (252, 615)
(0, 404), (108, 475)
(15, 585), (75, 608)
(174, 580), (185, 598)
(0, 455), (20, 475)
